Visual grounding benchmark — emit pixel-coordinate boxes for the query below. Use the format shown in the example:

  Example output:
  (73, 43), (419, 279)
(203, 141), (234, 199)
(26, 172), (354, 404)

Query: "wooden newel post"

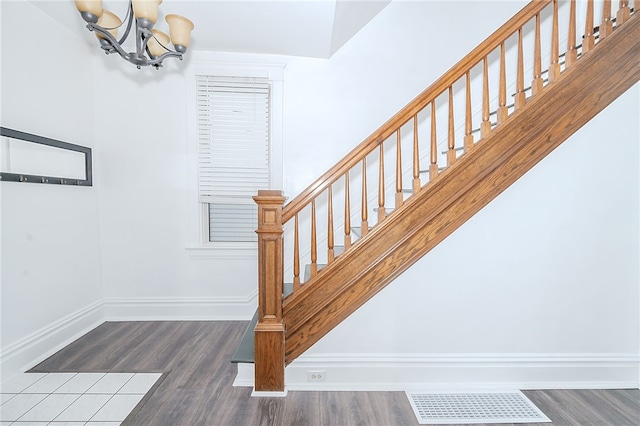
(253, 190), (286, 393)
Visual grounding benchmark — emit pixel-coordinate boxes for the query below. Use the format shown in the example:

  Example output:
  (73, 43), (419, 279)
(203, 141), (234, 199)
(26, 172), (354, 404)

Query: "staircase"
(244, 0), (639, 392)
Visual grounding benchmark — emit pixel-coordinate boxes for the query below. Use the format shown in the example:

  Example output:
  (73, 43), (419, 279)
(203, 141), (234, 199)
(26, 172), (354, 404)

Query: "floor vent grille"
(405, 390), (551, 424)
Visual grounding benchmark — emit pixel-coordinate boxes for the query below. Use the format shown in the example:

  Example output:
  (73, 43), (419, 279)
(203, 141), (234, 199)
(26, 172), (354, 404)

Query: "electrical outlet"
(307, 370), (326, 382)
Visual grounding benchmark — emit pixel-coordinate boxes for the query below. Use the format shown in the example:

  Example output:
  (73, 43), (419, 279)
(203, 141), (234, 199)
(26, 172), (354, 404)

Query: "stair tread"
(304, 263), (327, 282)
(284, 281), (294, 297)
(230, 309), (258, 364)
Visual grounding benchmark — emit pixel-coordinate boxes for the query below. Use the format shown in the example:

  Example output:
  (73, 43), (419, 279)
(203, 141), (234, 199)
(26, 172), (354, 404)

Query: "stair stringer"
(282, 14), (640, 365)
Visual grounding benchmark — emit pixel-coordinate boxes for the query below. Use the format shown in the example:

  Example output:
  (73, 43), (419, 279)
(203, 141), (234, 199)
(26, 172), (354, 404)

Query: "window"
(186, 58), (284, 251)
(196, 76), (270, 242)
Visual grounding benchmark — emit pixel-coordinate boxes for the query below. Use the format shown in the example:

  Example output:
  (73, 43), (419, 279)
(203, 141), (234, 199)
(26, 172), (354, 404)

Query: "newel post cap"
(253, 190), (287, 203)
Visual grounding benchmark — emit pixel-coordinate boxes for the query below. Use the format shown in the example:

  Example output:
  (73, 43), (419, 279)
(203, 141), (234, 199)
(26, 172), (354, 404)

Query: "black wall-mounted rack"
(0, 127), (93, 187)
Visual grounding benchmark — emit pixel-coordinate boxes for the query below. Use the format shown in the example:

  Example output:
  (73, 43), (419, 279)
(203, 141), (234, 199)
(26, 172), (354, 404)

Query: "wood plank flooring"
(31, 321), (640, 426)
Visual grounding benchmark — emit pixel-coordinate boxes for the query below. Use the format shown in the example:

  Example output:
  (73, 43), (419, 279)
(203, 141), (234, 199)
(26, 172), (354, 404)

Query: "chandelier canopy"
(74, 0), (194, 69)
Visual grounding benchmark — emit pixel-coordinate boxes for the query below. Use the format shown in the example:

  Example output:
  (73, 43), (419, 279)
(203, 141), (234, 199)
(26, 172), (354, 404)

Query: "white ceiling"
(32, 0), (391, 58)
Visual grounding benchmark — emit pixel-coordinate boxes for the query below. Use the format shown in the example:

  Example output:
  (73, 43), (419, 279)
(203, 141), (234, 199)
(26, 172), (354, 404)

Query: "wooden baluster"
(481, 57), (492, 138)
(566, 0), (578, 68)
(549, 0), (561, 82)
(344, 171), (351, 249)
(378, 144), (386, 222)
(412, 115), (421, 194)
(310, 199), (318, 278)
(447, 87), (456, 166)
(532, 13), (544, 96)
(515, 28), (526, 109)
(361, 158), (368, 237)
(583, 0), (595, 54)
(253, 190), (286, 392)
(617, 1), (630, 25)
(464, 72), (474, 151)
(395, 129), (403, 208)
(429, 101), (438, 179)
(293, 214), (300, 290)
(327, 185), (334, 263)
(600, 0), (613, 39)
(497, 43), (508, 124)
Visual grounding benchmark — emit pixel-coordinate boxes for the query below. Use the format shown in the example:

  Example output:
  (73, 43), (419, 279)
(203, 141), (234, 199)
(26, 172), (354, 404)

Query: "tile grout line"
(14, 373), (79, 423)
(86, 373), (135, 423)
(53, 381), (114, 424)
(2, 372), (162, 424)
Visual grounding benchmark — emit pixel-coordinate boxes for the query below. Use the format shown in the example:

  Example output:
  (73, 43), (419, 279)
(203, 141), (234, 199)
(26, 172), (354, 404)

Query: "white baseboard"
(103, 293), (257, 321)
(0, 293), (257, 384)
(233, 362), (255, 387)
(0, 300), (105, 384)
(235, 353), (640, 391)
(251, 389), (288, 397)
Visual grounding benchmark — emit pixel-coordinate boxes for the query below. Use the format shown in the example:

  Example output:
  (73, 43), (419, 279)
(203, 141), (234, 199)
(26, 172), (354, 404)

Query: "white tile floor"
(0, 372), (162, 425)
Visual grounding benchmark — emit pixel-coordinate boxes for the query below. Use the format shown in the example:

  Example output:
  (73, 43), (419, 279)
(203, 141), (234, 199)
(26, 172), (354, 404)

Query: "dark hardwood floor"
(31, 321), (640, 426)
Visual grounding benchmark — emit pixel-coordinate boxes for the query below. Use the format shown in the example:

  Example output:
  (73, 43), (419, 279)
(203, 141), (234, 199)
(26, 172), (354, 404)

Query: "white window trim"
(185, 54), (284, 257)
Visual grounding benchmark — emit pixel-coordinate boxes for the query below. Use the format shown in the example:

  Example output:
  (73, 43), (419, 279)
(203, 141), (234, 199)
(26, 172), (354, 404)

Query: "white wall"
(90, 1), (528, 320)
(91, 51), (261, 320)
(1, 0), (637, 389)
(92, 0), (638, 388)
(289, 85), (639, 389)
(0, 1), (104, 381)
(282, 0), (525, 195)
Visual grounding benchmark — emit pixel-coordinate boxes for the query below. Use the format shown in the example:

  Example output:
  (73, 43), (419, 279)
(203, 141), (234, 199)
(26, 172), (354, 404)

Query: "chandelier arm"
(147, 34), (175, 58)
(87, 23), (132, 62)
(135, 27), (156, 65)
(148, 51), (183, 67)
(135, 25), (144, 60)
(117, 1), (135, 46)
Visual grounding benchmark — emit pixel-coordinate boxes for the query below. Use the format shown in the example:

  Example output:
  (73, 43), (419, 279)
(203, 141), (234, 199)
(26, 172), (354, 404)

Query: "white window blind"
(196, 75), (271, 242)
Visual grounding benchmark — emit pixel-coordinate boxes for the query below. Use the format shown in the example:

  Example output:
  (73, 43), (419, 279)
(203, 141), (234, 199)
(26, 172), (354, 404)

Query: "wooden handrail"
(282, 0), (552, 223)
(277, 1), (640, 298)
(277, 0), (629, 302)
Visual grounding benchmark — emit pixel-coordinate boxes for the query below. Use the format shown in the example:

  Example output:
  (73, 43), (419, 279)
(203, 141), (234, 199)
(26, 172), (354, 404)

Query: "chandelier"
(74, 0), (194, 69)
